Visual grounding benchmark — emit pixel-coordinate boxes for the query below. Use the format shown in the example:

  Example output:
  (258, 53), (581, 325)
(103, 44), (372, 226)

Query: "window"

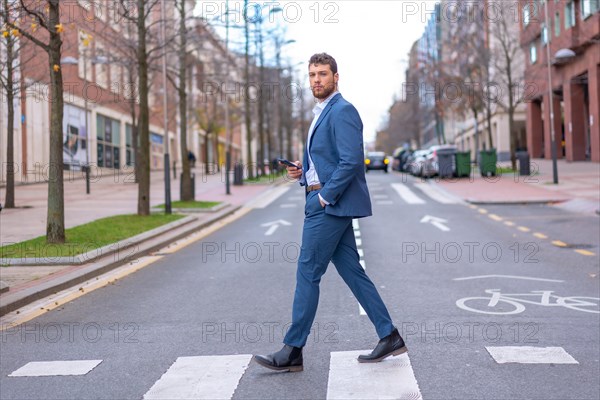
(523, 2), (531, 26)
(95, 40), (108, 89)
(150, 132), (164, 169)
(530, 42), (538, 64)
(126, 123), (136, 167)
(96, 114), (121, 169)
(554, 12), (561, 36)
(542, 23), (548, 44)
(581, 0), (600, 18)
(565, 2), (575, 29)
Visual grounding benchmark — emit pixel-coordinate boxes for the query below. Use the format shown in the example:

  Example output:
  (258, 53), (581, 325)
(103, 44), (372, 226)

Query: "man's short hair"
(308, 53), (337, 74)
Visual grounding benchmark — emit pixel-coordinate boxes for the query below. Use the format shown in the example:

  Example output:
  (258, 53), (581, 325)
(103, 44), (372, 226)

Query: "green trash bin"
(455, 151), (471, 178)
(479, 149), (497, 177)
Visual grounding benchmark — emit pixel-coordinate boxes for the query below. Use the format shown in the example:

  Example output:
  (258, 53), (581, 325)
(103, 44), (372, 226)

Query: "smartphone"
(277, 158), (300, 169)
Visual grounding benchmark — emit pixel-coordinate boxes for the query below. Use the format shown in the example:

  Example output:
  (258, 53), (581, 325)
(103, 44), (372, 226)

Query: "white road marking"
(9, 360), (102, 377)
(280, 203), (297, 208)
(453, 275), (565, 283)
(358, 249), (364, 258)
(354, 230), (361, 238)
(420, 215), (450, 231)
(356, 238), (362, 246)
(486, 346), (578, 364)
(391, 183), (425, 204)
(261, 219), (292, 236)
(352, 219), (360, 230)
(287, 196), (303, 201)
(143, 355), (252, 400)
(359, 260), (366, 270)
(414, 182), (459, 204)
(359, 305), (367, 315)
(246, 186), (290, 209)
(326, 350), (422, 400)
(372, 194), (389, 199)
(376, 201), (394, 205)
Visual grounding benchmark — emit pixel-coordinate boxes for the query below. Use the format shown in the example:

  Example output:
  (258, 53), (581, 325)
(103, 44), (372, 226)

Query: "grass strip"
(0, 214), (184, 259)
(154, 200), (221, 209)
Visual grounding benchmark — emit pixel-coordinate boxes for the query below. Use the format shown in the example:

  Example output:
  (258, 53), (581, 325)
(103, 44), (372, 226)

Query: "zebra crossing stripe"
(9, 360), (102, 377)
(326, 350), (422, 399)
(143, 355), (252, 400)
(391, 183), (425, 204)
(414, 182), (459, 204)
(486, 346), (578, 364)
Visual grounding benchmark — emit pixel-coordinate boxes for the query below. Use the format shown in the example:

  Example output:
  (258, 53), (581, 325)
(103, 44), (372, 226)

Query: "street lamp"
(543, 0), (574, 185)
(160, 0), (172, 214)
(61, 53), (108, 194)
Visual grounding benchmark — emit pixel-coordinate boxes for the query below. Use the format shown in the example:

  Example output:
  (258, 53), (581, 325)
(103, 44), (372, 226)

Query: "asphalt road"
(1, 172), (599, 399)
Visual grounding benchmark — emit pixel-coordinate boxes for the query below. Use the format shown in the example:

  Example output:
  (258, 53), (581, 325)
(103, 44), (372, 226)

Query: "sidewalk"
(435, 158), (600, 214)
(0, 168), (272, 244)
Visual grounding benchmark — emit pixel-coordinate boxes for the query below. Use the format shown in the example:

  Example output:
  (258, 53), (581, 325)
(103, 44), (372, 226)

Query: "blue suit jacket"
(300, 93), (372, 218)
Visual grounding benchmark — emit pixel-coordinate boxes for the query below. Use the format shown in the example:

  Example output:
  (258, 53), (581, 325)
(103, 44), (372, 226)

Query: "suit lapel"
(309, 94), (341, 151)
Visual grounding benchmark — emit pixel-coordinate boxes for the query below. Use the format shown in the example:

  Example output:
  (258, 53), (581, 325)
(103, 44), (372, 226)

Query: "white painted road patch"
(486, 346), (579, 364)
(143, 355), (252, 399)
(391, 183), (425, 204)
(326, 350), (422, 399)
(9, 360), (102, 377)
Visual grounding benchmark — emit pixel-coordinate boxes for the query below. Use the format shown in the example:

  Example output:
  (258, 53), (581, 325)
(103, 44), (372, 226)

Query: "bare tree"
(489, 1), (526, 170)
(7, 0), (66, 243)
(116, 0), (162, 215)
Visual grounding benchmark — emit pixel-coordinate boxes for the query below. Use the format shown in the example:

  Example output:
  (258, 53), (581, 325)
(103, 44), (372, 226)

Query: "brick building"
(521, 0), (600, 162)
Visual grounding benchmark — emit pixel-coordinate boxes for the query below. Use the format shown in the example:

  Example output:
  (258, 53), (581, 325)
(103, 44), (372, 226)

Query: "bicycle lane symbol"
(453, 275), (600, 315)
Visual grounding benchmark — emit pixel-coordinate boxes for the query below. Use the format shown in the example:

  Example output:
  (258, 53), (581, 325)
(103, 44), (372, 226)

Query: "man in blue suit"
(254, 53), (407, 372)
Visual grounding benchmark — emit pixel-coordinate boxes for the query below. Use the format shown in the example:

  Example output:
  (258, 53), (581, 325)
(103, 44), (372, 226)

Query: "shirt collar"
(313, 91), (339, 115)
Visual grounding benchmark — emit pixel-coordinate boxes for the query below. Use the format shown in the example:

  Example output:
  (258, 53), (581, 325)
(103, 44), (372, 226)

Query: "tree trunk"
(46, 1), (65, 243)
(178, 0), (192, 201)
(137, 0), (150, 215)
(243, 0), (253, 179)
(4, 32), (15, 208)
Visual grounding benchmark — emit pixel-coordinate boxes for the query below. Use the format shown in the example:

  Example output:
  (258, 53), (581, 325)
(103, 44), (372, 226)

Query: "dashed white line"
(9, 360), (103, 377)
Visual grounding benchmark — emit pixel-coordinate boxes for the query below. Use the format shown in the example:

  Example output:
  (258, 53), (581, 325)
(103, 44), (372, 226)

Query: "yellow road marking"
(517, 226), (530, 232)
(575, 249), (595, 256)
(488, 214), (503, 221)
(469, 205), (478, 209)
(478, 208), (488, 214)
(504, 221), (515, 226)
(1, 256), (164, 329)
(552, 240), (567, 247)
(533, 233), (548, 239)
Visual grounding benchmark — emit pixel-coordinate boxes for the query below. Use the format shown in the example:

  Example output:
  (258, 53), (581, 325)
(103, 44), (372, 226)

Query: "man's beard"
(312, 84), (335, 100)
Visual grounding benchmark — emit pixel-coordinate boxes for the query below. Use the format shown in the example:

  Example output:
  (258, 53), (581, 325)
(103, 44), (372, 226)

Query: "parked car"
(392, 147), (413, 172)
(407, 149), (430, 177)
(423, 145), (457, 178)
(365, 151), (389, 173)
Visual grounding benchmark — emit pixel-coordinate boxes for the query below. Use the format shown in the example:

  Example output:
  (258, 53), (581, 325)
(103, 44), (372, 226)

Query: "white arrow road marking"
(327, 351), (422, 399)
(420, 215), (450, 231)
(414, 182), (460, 204)
(261, 219), (292, 236)
(453, 275), (565, 283)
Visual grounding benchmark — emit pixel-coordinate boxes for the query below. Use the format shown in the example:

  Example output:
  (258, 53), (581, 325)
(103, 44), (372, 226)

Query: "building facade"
(521, 0), (600, 162)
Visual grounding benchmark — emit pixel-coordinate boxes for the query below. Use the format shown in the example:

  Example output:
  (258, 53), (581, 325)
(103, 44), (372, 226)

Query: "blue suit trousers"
(283, 191), (395, 348)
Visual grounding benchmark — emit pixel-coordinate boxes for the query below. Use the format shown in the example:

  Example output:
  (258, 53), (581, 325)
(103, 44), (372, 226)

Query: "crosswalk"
(7, 351), (422, 400)
(389, 182), (461, 205)
(6, 344), (581, 399)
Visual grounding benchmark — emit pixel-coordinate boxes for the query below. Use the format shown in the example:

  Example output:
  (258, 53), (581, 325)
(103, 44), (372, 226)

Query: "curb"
(465, 199), (567, 205)
(0, 215), (198, 266)
(0, 204), (241, 316)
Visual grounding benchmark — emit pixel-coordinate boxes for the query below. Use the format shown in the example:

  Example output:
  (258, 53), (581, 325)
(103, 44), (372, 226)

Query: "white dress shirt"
(305, 91), (339, 205)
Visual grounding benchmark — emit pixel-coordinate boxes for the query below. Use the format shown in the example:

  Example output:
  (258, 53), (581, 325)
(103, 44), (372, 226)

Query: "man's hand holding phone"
(278, 158), (302, 180)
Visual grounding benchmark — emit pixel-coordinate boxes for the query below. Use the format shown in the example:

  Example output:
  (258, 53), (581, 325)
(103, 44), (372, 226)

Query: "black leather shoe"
(358, 327), (407, 363)
(253, 345), (303, 372)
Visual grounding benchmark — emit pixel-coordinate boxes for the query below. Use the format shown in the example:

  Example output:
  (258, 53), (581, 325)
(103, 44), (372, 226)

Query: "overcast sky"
(197, 1), (431, 144)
